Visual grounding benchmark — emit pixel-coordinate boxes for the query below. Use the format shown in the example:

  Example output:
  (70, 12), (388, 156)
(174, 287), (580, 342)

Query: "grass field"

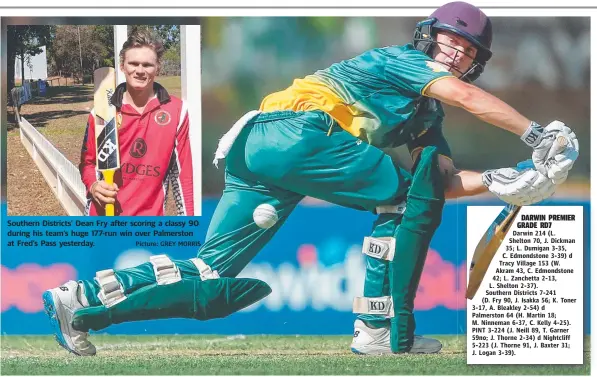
(1, 335), (591, 375)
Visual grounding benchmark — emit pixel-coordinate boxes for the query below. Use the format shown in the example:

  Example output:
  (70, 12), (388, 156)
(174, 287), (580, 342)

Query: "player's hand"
(90, 180), (119, 206)
(482, 160), (556, 206)
(520, 120), (579, 184)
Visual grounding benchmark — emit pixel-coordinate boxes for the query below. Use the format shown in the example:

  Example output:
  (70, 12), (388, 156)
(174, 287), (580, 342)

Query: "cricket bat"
(466, 204), (521, 299)
(93, 67), (120, 216)
(466, 135), (569, 299)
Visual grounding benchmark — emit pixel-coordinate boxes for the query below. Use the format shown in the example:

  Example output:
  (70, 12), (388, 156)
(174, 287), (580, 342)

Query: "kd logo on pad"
(368, 241), (389, 256)
(369, 301), (388, 311)
(362, 237), (395, 260)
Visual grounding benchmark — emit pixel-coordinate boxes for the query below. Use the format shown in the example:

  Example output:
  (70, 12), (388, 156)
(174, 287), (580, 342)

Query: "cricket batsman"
(80, 30), (194, 216)
(43, 2), (579, 356)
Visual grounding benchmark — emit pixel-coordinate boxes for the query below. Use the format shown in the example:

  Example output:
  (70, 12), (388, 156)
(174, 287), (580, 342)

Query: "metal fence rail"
(19, 117), (87, 216)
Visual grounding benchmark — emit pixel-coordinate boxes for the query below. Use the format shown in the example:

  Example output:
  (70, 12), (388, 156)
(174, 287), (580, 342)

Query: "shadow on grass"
(18, 109), (90, 129)
(6, 85), (93, 130)
(32, 86), (94, 106)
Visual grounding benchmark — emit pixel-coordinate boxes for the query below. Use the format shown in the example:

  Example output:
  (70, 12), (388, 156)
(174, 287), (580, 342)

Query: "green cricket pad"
(402, 146), (445, 234)
(390, 146), (446, 352)
(71, 277), (271, 332)
(357, 213), (402, 329)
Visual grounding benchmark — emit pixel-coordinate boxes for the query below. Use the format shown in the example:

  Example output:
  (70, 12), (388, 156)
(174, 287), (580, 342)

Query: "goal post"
(181, 25), (202, 216)
(113, 25), (128, 85)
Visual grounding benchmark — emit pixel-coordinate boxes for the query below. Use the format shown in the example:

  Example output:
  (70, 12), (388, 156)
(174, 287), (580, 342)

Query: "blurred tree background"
(8, 25), (182, 90)
(7, 25), (53, 92)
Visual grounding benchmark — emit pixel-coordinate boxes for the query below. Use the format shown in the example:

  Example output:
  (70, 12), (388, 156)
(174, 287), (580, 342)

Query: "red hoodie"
(80, 82), (194, 216)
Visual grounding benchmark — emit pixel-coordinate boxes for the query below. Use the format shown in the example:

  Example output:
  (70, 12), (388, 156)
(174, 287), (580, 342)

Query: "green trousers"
(198, 110), (411, 277)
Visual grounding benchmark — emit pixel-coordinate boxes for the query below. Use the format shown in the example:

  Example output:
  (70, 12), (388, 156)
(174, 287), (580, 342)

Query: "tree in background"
(48, 25), (114, 83)
(6, 25), (53, 97)
(129, 25), (181, 75)
(161, 42), (181, 76)
(8, 24), (180, 95)
(154, 25), (180, 50)
(129, 25), (180, 49)
(92, 25), (115, 68)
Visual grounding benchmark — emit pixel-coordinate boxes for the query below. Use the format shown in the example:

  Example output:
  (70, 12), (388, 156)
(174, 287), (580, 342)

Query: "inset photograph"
(6, 22), (201, 216)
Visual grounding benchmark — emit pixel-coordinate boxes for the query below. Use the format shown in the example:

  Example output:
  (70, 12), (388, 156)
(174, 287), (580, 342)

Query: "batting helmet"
(413, 1), (493, 81)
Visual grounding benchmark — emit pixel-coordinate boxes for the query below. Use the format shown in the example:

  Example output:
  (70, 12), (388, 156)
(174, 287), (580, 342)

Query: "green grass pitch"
(1, 335), (590, 375)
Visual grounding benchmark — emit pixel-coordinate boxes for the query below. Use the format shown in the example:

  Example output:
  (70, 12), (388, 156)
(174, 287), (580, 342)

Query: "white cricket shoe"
(42, 280), (96, 356)
(351, 319), (442, 355)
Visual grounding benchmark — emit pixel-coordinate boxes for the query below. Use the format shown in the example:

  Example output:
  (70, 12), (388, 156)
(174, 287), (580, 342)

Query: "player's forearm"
(445, 170), (488, 199)
(79, 152), (98, 192)
(80, 114), (98, 192)
(427, 79), (530, 137)
(457, 85), (530, 136)
(80, 167), (99, 193)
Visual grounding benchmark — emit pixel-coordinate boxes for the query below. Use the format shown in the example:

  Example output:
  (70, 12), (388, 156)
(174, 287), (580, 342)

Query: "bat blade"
(466, 204), (521, 300)
(94, 67), (117, 123)
(93, 67), (119, 216)
(94, 67), (119, 170)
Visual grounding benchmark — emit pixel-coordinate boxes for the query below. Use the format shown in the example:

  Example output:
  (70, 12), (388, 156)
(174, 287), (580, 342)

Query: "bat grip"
(103, 170), (116, 216)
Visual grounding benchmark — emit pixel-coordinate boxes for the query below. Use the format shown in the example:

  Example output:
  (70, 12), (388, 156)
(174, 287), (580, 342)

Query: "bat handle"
(103, 170), (116, 216)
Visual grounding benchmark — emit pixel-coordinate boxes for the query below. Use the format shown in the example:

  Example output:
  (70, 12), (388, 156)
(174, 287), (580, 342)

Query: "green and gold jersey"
(260, 43), (454, 156)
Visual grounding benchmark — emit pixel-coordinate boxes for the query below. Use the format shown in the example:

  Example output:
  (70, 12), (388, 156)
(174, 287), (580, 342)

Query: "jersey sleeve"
(407, 124), (452, 162)
(384, 48), (454, 96)
(79, 112), (98, 194)
(168, 102), (195, 216)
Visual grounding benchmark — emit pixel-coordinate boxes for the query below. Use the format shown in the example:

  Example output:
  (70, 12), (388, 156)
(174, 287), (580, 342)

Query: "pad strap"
(189, 257), (220, 280)
(376, 202), (406, 215)
(150, 255), (182, 285)
(353, 296), (394, 318)
(96, 269), (126, 308)
(362, 237), (395, 261)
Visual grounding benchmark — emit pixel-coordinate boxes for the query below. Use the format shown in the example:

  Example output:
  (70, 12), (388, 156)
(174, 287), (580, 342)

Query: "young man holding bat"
(80, 30), (194, 216)
(44, 2), (579, 357)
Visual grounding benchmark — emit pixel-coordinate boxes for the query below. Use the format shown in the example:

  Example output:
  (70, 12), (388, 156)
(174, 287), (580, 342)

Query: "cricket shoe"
(351, 319), (442, 355)
(42, 280), (96, 356)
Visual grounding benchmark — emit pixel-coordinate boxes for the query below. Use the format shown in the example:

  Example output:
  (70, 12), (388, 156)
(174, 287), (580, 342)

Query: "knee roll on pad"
(150, 254), (183, 285)
(95, 269), (127, 308)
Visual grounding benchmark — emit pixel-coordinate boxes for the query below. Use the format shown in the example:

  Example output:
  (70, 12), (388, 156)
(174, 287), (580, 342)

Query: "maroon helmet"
(413, 1), (493, 81)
